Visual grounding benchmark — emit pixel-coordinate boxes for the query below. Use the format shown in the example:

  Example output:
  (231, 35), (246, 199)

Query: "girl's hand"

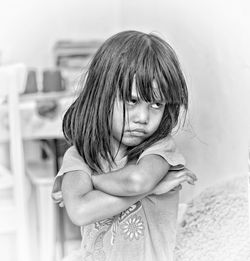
(52, 191), (65, 207)
(151, 168), (197, 195)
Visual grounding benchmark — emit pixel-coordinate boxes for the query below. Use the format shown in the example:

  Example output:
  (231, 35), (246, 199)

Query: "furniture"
(28, 160), (56, 261)
(0, 90), (74, 142)
(0, 64), (75, 261)
(0, 64), (32, 261)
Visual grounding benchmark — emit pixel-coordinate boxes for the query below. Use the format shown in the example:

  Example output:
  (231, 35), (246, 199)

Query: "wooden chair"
(0, 64), (32, 261)
(0, 64), (57, 261)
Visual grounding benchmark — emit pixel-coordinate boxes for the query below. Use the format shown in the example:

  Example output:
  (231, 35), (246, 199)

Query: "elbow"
(67, 209), (86, 227)
(66, 204), (93, 227)
(126, 171), (153, 195)
(69, 213), (85, 227)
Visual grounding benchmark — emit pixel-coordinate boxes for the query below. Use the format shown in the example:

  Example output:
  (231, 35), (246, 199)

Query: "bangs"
(117, 38), (187, 107)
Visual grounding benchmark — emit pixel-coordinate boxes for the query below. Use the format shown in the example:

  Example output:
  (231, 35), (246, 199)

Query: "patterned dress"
(52, 136), (185, 261)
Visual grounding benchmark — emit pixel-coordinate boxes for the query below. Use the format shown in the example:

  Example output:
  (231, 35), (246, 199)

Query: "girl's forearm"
(72, 189), (148, 226)
(92, 164), (144, 196)
(92, 172), (130, 196)
(92, 155), (170, 197)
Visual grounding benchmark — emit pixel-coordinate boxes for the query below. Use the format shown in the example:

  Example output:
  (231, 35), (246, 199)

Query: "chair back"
(0, 64), (31, 261)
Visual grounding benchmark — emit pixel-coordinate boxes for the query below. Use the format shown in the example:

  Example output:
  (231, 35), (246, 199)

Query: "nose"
(133, 104), (149, 124)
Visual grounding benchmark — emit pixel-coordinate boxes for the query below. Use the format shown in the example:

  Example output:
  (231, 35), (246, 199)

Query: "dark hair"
(63, 30), (188, 172)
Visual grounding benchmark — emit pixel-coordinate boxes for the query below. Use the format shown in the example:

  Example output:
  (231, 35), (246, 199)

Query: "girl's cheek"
(150, 108), (164, 119)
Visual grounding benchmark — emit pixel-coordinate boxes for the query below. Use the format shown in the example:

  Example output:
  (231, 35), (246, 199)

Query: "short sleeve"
(137, 135), (186, 170)
(51, 146), (92, 206)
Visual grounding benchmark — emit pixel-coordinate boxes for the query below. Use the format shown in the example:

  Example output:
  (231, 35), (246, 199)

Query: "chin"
(122, 136), (145, 147)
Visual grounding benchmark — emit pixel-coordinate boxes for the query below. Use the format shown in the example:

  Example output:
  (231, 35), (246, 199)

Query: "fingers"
(52, 191), (63, 202)
(155, 168), (197, 196)
(168, 168), (197, 187)
(173, 168), (197, 182)
(177, 184), (182, 189)
(178, 173), (196, 185)
(59, 201), (65, 207)
(168, 184), (182, 194)
(174, 184), (182, 190)
(52, 191), (65, 207)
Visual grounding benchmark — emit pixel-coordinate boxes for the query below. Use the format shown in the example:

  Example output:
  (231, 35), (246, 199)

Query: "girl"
(52, 30), (197, 261)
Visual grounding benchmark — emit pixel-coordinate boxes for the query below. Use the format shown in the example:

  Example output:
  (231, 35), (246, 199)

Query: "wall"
(0, 0), (249, 201)
(0, 0), (121, 68)
(115, 0), (250, 200)
(126, 0), (250, 200)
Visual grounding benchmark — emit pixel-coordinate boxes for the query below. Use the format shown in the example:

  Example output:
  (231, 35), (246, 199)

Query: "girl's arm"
(92, 155), (197, 197)
(61, 170), (149, 226)
(92, 154), (171, 196)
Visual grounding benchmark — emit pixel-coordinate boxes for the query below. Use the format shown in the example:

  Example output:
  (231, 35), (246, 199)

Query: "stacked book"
(53, 40), (102, 92)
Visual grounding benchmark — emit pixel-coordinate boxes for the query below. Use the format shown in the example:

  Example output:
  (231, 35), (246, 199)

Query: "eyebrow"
(130, 93), (166, 103)
(153, 99), (166, 103)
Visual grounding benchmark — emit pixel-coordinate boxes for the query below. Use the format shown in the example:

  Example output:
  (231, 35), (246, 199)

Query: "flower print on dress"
(121, 214), (145, 241)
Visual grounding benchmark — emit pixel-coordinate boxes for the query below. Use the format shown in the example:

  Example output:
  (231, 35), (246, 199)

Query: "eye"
(127, 98), (138, 106)
(151, 102), (164, 109)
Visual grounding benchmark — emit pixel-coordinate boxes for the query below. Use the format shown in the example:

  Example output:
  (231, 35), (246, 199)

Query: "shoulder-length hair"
(63, 30), (188, 172)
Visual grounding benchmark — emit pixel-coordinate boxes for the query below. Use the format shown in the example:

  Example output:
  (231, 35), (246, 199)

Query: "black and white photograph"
(0, 1), (249, 261)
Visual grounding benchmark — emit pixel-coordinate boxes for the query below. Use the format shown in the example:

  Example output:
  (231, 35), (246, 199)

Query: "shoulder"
(138, 135), (186, 168)
(142, 135), (177, 154)
(59, 146), (92, 178)
(51, 146), (92, 205)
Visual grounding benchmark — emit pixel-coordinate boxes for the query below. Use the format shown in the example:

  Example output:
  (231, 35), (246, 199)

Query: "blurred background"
(0, 0), (250, 261)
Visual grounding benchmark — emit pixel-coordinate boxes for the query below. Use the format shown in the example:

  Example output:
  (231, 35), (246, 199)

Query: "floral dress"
(52, 135), (185, 261)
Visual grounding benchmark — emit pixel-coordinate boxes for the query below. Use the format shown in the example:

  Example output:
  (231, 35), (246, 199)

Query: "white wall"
(132, 0), (250, 200)
(1, 0), (249, 201)
(113, 0), (250, 200)
(0, 0), (121, 68)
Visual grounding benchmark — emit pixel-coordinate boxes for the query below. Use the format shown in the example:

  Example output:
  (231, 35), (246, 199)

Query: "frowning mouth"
(127, 129), (147, 137)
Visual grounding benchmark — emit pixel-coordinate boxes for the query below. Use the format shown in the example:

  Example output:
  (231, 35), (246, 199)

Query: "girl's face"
(111, 79), (166, 158)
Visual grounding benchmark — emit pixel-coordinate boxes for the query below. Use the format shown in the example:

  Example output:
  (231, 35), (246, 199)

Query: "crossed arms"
(60, 154), (196, 226)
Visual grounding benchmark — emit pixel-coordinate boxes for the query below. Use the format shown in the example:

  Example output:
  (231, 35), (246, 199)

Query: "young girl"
(52, 30), (197, 261)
